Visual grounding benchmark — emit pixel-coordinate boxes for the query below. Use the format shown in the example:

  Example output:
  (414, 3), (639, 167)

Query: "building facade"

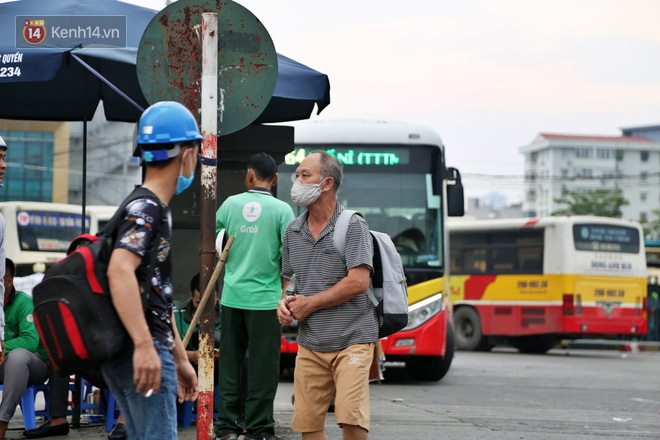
(67, 111), (141, 207)
(0, 120), (70, 203)
(1, 109), (140, 207)
(465, 197), (523, 220)
(520, 133), (660, 221)
(621, 124), (660, 142)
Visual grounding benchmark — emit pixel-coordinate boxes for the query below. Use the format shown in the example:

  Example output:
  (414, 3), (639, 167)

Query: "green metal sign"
(136, 0), (278, 135)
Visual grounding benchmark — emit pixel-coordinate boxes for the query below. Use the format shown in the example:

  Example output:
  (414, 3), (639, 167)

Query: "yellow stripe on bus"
(448, 274), (646, 305)
(407, 277), (446, 305)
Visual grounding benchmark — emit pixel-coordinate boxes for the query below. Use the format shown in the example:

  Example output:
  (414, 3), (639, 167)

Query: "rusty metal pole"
(198, 12), (218, 440)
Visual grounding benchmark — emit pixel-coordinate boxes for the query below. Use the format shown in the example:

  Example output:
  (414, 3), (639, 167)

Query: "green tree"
(552, 189), (629, 218)
(639, 208), (660, 240)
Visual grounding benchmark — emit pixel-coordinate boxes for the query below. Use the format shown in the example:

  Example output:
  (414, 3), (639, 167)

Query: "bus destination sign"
(285, 147), (410, 167)
(573, 224), (639, 254)
(17, 211), (89, 230)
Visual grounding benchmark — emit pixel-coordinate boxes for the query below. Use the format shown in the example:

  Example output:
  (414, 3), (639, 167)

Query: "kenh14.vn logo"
(23, 20), (46, 44)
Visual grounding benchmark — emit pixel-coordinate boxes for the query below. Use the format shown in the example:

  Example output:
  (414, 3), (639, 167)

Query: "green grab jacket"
(4, 288), (50, 363)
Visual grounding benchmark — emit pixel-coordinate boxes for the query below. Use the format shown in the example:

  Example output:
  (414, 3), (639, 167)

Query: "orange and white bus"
(449, 216), (647, 353)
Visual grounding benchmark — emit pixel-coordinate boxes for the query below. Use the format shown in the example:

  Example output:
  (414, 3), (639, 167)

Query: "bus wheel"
(513, 335), (555, 354)
(453, 307), (489, 351)
(406, 323), (455, 382)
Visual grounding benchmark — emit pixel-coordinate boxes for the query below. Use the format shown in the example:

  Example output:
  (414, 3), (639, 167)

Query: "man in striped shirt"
(278, 151), (377, 440)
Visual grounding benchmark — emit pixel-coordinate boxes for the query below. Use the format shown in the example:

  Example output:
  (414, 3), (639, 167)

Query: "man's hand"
(286, 294), (316, 322)
(0, 340), (5, 365)
(176, 358), (199, 403)
(187, 350), (198, 365)
(133, 342), (161, 396)
(277, 297), (293, 325)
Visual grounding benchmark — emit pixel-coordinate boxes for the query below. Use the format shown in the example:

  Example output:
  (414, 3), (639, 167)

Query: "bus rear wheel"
(406, 324), (455, 381)
(454, 307), (490, 351)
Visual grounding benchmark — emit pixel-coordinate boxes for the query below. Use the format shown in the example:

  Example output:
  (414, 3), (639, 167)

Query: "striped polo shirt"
(282, 203), (378, 352)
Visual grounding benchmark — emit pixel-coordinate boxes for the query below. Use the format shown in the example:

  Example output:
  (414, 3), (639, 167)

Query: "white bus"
(448, 216), (648, 352)
(0, 202), (118, 277)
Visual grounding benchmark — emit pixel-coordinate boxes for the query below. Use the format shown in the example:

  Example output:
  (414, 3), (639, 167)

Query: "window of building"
(576, 148), (592, 158)
(562, 149), (571, 159)
(641, 172), (648, 181)
(577, 168), (593, 178)
(596, 148), (611, 159)
(0, 130), (54, 202)
(561, 169), (569, 178)
(616, 150), (624, 161)
(641, 192), (647, 202)
(640, 212), (647, 222)
(641, 150), (650, 162)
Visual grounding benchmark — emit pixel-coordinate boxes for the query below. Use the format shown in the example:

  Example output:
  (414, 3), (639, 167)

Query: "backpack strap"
(332, 209), (378, 307)
(332, 209), (360, 263)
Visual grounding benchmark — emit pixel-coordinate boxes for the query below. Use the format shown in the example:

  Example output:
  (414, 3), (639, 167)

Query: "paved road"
(6, 347), (660, 439)
(275, 347), (660, 439)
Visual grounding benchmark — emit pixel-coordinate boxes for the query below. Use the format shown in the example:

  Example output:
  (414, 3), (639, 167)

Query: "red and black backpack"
(32, 187), (164, 375)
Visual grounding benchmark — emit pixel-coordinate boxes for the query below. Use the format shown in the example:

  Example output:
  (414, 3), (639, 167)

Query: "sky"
(12, 0), (660, 204)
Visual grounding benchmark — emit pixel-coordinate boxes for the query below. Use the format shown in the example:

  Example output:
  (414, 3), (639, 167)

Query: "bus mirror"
(446, 167), (465, 217)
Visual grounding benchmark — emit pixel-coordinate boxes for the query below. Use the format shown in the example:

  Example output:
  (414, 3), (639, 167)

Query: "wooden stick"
(182, 235), (235, 347)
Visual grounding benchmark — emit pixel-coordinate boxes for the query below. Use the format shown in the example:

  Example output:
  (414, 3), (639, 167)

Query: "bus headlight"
(402, 293), (444, 331)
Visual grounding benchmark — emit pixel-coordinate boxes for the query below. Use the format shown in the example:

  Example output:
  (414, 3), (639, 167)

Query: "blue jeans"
(102, 340), (178, 439)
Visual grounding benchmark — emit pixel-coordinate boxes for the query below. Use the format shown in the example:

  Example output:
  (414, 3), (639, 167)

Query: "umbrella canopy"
(0, 0), (330, 124)
(256, 54), (331, 123)
(0, 0), (154, 122)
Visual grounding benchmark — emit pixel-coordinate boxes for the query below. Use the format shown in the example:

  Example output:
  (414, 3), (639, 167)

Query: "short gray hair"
(314, 151), (343, 191)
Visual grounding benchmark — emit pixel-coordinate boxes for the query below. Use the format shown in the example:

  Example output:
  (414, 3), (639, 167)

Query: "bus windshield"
(279, 145), (443, 270)
(16, 210), (89, 252)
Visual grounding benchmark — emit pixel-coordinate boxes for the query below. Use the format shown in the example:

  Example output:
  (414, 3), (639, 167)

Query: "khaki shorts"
(292, 343), (375, 433)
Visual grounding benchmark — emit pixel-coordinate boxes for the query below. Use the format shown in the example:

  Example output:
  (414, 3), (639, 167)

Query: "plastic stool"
(0, 383), (50, 431)
(105, 391), (119, 432)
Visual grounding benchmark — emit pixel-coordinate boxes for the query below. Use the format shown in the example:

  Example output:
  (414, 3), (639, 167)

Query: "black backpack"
(33, 188), (164, 375)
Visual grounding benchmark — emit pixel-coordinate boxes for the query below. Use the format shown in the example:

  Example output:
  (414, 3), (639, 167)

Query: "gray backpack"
(334, 210), (409, 338)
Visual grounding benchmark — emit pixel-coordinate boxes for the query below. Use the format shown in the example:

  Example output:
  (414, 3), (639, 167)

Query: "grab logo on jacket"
(242, 202), (262, 222)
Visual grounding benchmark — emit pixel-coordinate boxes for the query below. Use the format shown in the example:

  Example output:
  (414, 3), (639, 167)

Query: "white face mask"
(290, 177), (328, 207)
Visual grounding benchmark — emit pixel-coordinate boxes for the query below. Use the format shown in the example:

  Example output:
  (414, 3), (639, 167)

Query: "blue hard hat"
(137, 101), (204, 161)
